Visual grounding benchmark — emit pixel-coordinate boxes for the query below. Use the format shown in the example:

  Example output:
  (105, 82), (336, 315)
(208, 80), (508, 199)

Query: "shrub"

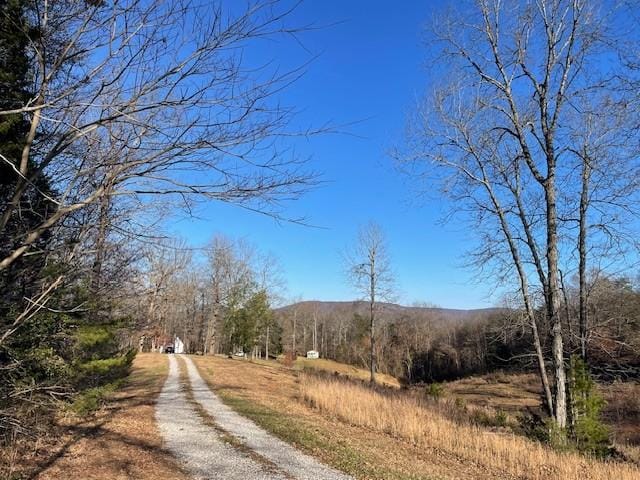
(454, 396), (467, 411)
(70, 381), (123, 416)
(426, 382), (445, 400)
(74, 349), (135, 389)
(471, 408), (508, 428)
(518, 412), (550, 443)
(494, 409), (508, 427)
(282, 351), (296, 368)
(569, 355), (612, 458)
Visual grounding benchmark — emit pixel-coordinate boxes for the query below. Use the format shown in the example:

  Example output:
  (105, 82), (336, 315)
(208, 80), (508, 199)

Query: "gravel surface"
(181, 355), (353, 480)
(155, 355), (288, 480)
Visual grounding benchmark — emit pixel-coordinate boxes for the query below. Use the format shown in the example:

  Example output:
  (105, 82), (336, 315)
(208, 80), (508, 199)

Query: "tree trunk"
(196, 291), (205, 353)
(205, 286), (219, 355)
(559, 270), (574, 341)
(303, 325), (306, 353)
(292, 310), (297, 355)
(546, 177), (568, 429)
(370, 257), (376, 384)
(90, 186), (111, 298)
(481, 162), (555, 416)
(579, 156), (591, 362)
(313, 311), (318, 351)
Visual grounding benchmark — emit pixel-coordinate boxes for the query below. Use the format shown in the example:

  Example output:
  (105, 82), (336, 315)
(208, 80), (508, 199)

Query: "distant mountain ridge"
(276, 300), (505, 324)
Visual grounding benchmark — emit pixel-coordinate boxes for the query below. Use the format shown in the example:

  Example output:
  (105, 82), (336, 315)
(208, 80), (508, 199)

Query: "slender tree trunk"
(546, 176), (568, 429)
(369, 257), (376, 384)
(265, 324), (270, 360)
(196, 291), (205, 353)
(205, 286), (219, 355)
(479, 162), (555, 416)
(559, 270), (574, 341)
(313, 311), (318, 351)
(292, 310), (297, 355)
(530, 309), (554, 416)
(90, 186), (111, 298)
(578, 155), (591, 362)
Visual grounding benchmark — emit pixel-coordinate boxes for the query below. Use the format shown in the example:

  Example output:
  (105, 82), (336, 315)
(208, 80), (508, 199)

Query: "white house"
(174, 336), (185, 354)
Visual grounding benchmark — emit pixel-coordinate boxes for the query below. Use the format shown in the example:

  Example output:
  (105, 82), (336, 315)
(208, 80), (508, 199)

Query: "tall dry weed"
(301, 375), (640, 480)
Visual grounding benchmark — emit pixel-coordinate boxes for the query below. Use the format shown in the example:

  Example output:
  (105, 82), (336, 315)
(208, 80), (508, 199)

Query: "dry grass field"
(11, 353), (637, 480)
(302, 375), (640, 480)
(191, 354), (640, 480)
(192, 354), (495, 479)
(292, 356), (401, 388)
(443, 372), (640, 448)
(444, 373), (541, 412)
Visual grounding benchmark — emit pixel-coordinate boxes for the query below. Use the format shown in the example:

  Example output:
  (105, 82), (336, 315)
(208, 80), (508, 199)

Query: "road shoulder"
(33, 353), (186, 480)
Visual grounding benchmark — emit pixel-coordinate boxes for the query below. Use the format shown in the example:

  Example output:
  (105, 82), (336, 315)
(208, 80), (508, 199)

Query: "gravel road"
(155, 355), (288, 480)
(181, 354), (353, 480)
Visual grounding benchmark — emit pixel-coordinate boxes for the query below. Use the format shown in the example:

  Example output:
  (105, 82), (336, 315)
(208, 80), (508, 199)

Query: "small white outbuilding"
(306, 350), (319, 359)
(174, 336), (185, 354)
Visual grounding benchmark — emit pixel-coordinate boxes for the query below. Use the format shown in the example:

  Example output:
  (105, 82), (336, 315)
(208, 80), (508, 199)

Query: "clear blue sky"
(169, 1), (495, 309)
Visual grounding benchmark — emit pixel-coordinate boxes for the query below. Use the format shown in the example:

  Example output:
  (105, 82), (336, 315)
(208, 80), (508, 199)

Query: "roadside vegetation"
(0, 0), (315, 471)
(4, 354), (182, 480)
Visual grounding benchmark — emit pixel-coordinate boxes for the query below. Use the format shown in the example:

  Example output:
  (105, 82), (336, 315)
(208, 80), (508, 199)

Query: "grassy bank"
(301, 374), (640, 480)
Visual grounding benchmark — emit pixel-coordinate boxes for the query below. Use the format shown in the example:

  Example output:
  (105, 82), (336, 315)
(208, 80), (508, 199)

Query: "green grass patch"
(69, 379), (124, 416)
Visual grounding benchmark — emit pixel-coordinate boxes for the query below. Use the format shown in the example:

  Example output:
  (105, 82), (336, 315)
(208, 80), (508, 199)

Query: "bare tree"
(345, 222), (395, 383)
(399, 0), (640, 428)
(0, 0), (319, 275)
(284, 295), (304, 356)
(202, 234), (284, 355)
(139, 240), (192, 344)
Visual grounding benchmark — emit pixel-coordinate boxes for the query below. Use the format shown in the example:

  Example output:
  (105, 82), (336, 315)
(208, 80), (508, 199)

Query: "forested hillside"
(274, 301), (504, 381)
(274, 283), (640, 384)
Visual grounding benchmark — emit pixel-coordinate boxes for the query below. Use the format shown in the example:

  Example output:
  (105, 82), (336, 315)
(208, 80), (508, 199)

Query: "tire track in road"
(155, 354), (288, 480)
(180, 354), (353, 480)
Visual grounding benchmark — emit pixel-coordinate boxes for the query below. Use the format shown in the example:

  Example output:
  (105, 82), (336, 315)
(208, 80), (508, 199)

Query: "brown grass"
(445, 373), (541, 412)
(30, 353), (186, 480)
(301, 374), (640, 480)
(192, 354), (497, 479)
(446, 372), (640, 449)
(292, 357), (401, 388)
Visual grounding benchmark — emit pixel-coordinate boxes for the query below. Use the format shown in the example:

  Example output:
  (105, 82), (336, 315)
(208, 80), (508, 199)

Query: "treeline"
(274, 274), (640, 385)
(411, 275), (640, 383)
(135, 255), (640, 390)
(133, 236), (284, 359)
(274, 301), (501, 381)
